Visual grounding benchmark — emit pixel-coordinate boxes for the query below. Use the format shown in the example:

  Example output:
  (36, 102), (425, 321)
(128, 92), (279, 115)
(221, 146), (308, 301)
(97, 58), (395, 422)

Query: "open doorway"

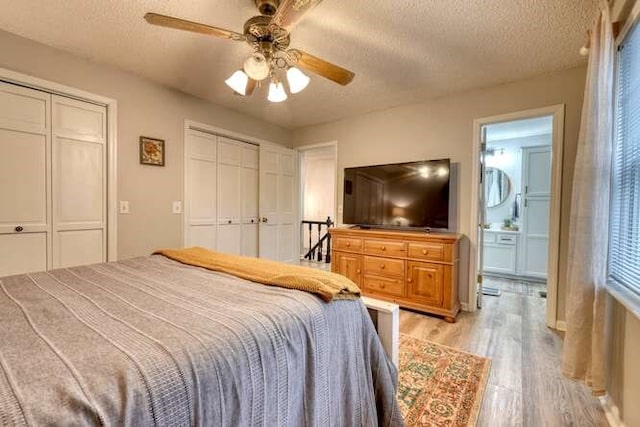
(470, 105), (564, 329)
(297, 142), (337, 265)
(481, 116), (552, 300)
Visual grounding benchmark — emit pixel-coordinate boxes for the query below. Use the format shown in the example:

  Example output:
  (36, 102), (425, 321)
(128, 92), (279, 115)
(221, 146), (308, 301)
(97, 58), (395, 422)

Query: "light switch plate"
(119, 201), (130, 214)
(172, 201), (182, 214)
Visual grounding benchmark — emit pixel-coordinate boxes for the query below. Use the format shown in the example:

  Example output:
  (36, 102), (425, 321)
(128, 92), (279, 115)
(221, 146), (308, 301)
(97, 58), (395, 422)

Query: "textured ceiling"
(0, 0), (599, 129)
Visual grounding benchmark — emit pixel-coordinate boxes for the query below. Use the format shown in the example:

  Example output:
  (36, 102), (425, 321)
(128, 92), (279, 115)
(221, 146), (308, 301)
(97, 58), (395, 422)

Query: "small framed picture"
(139, 136), (165, 166)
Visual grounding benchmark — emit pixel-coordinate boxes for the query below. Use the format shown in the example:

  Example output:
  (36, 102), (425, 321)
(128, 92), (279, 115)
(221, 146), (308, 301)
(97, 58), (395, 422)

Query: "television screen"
(343, 159), (450, 229)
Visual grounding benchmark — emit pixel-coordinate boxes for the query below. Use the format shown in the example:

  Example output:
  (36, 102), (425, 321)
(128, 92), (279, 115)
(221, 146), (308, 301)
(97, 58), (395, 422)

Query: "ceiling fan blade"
(288, 49), (355, 86)
(144, 13), (244, 41)
(270, 0), (323, 31)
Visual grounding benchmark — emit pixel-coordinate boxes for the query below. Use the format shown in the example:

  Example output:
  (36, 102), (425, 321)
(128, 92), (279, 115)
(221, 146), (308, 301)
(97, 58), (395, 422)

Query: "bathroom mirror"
(485, 167), (511, 208)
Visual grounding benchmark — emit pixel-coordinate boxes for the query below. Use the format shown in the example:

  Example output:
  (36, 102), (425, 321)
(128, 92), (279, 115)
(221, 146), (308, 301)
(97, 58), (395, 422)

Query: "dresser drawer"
(364, 275), (405, 298)
(363, 239), (407, 257)
(363, 256), (405, 278)
(407, 242), (445, 261)
(333, 236), (362, 252)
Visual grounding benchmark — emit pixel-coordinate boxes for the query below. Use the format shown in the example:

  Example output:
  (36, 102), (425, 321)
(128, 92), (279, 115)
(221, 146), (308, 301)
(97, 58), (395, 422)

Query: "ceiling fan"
(144, 0), (355, 102)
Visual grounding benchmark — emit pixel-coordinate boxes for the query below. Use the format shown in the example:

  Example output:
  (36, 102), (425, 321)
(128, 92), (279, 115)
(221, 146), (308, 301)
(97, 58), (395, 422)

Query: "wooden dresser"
(330, 227), (461, 322)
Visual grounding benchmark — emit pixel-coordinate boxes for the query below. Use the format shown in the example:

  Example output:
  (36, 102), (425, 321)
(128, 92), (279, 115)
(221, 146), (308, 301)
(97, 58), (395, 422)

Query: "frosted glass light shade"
(244, 53), (270, 80)
(225, 70), (249, 95)
(268, 81), (288, 103)
(286, 67), (310, 94)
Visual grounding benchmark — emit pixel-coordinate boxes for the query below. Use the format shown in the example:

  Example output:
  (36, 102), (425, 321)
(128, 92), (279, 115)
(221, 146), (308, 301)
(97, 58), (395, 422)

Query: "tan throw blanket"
(154, 247), (361, 302)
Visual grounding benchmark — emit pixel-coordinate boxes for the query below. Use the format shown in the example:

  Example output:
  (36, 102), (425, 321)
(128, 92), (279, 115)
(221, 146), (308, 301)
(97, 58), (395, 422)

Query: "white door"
(259, 143), (296, 262)
(520, 145), (551, 277)
(51, 95), (107, 268)
(184, 130), (217, 249)
(241, 144), (259, 257)
(217, 137), (242, 255)
(477, 125), (488, 307)
(0, 82), (51, 276)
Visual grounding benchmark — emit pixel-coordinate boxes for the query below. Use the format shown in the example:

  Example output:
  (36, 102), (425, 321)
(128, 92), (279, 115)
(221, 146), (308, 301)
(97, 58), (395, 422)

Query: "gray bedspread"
(0, 255), (403, 426)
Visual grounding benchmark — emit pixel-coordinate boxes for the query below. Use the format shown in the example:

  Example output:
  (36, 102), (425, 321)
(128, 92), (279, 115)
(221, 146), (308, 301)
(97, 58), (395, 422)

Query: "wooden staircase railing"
(301, 217), (334, 263)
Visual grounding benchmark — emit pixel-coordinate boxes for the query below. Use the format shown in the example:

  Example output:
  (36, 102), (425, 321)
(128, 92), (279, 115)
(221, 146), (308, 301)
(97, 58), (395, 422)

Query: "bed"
(0, 252), (403, 426)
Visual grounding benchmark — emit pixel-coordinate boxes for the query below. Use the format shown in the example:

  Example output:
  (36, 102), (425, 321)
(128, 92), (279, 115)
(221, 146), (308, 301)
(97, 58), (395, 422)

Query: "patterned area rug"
(398, 334), (491, 426)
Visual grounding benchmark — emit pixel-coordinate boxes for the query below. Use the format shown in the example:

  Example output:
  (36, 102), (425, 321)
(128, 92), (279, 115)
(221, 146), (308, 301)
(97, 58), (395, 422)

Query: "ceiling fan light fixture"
(225, 70), (250, 95)
(268, 80), (288, 103)
(244, 53), (271, 80)
(286, 67), (310, 94)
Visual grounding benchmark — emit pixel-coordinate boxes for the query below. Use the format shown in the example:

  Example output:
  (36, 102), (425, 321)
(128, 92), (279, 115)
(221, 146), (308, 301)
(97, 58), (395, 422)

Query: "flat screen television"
(342, 158), (450, 230)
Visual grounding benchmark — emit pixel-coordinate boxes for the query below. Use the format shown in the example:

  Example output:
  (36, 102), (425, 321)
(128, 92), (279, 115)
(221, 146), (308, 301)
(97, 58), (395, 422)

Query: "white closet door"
(259, 144), (296, 262)
(520, 145), (551, 277)
(217, 137), (242, 255)
(241, 144), (259, 257)
(0, 82), (50, 276)
(52, 95), (107, 268)
(185, 130), (217, 249)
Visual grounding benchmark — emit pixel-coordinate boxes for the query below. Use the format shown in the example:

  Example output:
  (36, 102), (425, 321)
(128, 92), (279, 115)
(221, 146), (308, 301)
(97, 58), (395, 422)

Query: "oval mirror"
(485, 167), (511, 208)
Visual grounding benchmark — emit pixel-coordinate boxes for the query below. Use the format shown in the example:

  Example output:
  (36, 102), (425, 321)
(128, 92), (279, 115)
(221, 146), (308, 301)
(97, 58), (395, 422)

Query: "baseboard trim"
(461, 302), (470, 311)
(600, 394), (625, 427)
(555, 320), (567, 331)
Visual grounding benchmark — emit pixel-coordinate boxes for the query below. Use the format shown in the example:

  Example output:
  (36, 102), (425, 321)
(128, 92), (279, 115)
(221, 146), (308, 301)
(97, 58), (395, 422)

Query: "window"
(610, 18), (640, 303)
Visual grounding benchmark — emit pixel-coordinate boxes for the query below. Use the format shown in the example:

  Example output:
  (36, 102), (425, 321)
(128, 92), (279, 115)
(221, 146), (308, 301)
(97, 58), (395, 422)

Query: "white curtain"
(562, 4), (615, 395)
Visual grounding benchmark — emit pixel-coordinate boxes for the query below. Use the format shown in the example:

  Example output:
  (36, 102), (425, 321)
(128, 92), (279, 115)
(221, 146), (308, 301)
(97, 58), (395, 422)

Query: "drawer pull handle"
(422, 249), (428, 255)
(407, 278), (412, 283)
(15, 226), (23, 232)
(346, 242), (351, 247)
(381, 245), (386, 251)
(380, 264), (385, 269)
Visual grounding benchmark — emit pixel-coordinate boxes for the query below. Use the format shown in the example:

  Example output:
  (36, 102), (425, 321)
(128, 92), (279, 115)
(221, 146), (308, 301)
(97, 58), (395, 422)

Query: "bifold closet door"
(217, 137), (242, 255)
(259, 144), (296, 262)
(241, 144), (259, 257)
(51, 96), (107, 268)
(0, 82), (51, 276)
(185, 130), (217, 249)
(520, 145), (551, 277)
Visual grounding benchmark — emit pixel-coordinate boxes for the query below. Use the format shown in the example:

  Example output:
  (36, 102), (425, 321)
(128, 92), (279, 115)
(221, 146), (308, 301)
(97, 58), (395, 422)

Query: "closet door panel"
(217, 162), (241, 222)
(0, 129), (48, 226)
(242, 161), (260, 257)
(56, 138), (104, 224)
(0, 234), (47, 276)
(184, 130), (217, 247)
(0, 85), (48, 134)
(218, 137), (242, 165)
(217, 224), (242, 255)
(56, 229), (103, 268)
(189, 159), (217, 220)
(242, 167), (259, 221)
(54, 102), (104, 142)
(242, 224), (258, 257)
(216, 138), (242, 255)
(52, 96), (106, 268)
(189, 225), (216, 250)
(0, 82), (51, 276)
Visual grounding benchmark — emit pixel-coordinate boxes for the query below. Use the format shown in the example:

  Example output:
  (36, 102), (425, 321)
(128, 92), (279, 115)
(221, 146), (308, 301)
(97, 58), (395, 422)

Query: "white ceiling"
(0, 0), (599, 129)
(486, 116), (553, 142)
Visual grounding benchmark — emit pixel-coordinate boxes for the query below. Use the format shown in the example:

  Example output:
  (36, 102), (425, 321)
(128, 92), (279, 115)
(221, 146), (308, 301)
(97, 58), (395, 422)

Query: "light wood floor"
(399, 292), (608, 426)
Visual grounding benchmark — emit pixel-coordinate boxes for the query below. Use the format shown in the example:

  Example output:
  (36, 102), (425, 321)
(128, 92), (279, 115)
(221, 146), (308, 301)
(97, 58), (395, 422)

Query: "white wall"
(293, 66), (586, 311)
(0, 30), (291, 259)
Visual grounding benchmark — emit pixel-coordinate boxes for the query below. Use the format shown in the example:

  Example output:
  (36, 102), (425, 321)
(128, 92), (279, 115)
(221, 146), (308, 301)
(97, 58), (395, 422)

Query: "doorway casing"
(469, 104), (565, 329)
